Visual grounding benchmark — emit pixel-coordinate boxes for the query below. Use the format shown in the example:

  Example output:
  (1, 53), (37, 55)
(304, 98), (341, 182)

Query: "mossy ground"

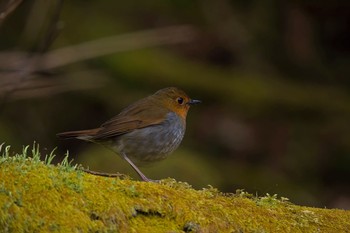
(0, 144), (349, 232)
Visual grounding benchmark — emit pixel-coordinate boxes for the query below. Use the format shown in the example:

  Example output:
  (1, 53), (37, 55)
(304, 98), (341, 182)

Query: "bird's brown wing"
(91, 98), (168, 141)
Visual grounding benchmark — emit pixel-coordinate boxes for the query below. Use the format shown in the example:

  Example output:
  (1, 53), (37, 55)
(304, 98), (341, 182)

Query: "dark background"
(1, 0), (349, 209)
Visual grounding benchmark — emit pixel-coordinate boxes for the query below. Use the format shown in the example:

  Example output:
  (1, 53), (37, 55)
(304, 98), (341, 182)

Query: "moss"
(0, 144), (349, 232)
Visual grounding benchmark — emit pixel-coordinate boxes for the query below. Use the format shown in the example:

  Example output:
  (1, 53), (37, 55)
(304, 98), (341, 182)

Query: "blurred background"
(1, 0), (349, 209)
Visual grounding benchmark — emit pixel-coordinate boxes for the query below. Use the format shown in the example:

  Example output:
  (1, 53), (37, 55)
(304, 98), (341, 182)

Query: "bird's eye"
(176, 97), (184, 105)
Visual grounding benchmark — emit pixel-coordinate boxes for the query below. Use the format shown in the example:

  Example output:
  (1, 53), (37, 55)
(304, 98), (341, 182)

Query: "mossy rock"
(0, 144), (349, 232)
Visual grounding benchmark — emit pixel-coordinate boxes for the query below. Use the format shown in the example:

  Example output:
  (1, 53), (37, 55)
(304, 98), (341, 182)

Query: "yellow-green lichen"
(0, 144), (349, 232)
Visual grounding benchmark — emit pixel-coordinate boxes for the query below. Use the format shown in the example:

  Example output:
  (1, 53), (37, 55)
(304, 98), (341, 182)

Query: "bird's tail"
(57, 128), (100, 140)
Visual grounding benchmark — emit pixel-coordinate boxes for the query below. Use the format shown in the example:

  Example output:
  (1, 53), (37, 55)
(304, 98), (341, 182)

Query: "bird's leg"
(122, 153), (159, 183)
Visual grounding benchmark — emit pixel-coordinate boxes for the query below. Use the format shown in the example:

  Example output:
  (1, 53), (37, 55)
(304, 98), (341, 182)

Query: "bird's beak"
(187, 99), (201, 105)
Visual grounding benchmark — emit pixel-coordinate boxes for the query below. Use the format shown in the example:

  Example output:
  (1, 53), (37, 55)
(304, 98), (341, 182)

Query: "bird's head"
(153, 87), (201, 119)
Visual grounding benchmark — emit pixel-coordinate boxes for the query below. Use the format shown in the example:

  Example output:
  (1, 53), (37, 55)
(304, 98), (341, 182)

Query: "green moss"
(0, 144), (349, 232)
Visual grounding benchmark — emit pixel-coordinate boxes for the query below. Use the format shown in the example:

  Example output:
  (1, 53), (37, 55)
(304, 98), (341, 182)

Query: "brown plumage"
(57, 87), (200, 182)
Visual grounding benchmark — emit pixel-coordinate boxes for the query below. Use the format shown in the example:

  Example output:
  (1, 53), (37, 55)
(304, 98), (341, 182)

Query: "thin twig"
(0, 0), (23, 26)
(0, 25), (196, 71)
(41, 25), (196, 71)
(80, 168), (127, 178)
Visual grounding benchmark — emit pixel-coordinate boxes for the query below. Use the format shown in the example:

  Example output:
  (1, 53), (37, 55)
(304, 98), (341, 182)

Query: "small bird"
(57, 87), (201, 182)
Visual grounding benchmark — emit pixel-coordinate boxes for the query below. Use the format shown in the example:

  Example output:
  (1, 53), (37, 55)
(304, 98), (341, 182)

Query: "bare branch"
(0, 0), (23, 26)
(41, 25), (196, 71)
(0, 25), (196, 72)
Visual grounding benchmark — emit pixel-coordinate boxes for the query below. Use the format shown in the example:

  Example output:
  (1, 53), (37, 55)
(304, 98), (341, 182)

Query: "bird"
(57, 87), (201, 182)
